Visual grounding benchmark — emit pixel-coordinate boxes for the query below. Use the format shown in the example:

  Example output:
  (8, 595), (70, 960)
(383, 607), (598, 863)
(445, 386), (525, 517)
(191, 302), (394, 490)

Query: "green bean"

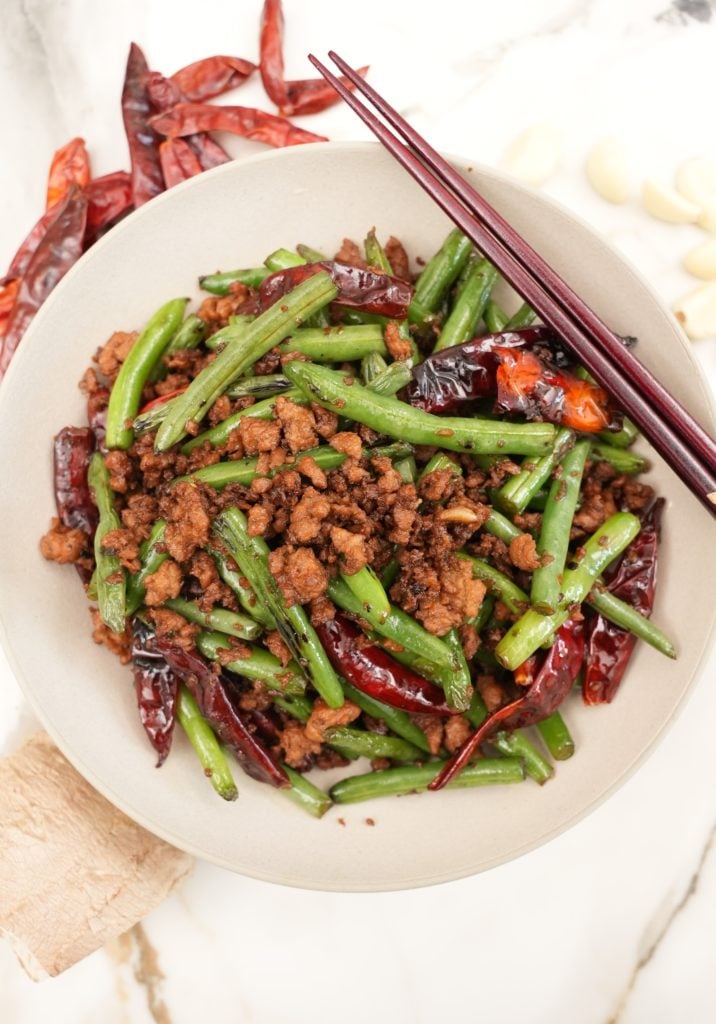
(484, 300), (509, 333)
(420, 452), (462, 479)
(496, 512), (641, 669)
(156, 271), (338, 451)
(484, 508), (521, 544)
(433, 257), (498, 352)
(214, 508), (344, 708)
(177, 686), (238, 801)
(588, 586), (676, 658)
(181, 390), (303, 453)
(330, 757), (524, 803)
(537, 712), (574, 760)
(279, 324), (387, 361)
(342, 564), (391, 622)
(87, 453), (127, 633)
(442, 628), (474, 712)
(465, 692), (553, 784)
(496, 427), (575, 514)
(199, 267), (269, 294)
(296, 243), (327, 262)
(324, 727), (423, 762)
(590, 442), (649, 475)
(531, 440), (590, 614)
(361, 351), (388, 384)
(599, 417), (639, 449)
(226, 374), (293, 399)
(163, 598), (262, 641)
(196, 630), (306, 696)
(204, 321), (250, 352)
(265, 247), (305, 271)
(339, 679), (431, 753)
(282, 764), (332, 818)
(106, 298), (188, 449)
(183, 457), (260, 490)
(380, 558), (400, 590)
(505, 302), (536, 330)
(86, 569), (98, 601)
(274, 693), (313, 722)
(125, 521), (168, 616)
(208, 544), (276, 629)
(367, 360), (413, 396)
(528, 489), (549, 511)
(473, 593), (494, 632)
(133, 396), (178, 435)
(409, 229), (473, 326)
(149, 313), (207, 383)
(458, 554), (530, 616)
(394, 456), (417, 483)
(284, 362), (557, 457)
(362, 230), (392, 273)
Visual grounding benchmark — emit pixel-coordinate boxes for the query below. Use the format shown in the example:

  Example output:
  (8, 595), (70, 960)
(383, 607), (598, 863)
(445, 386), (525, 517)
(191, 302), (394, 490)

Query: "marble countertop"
(2, 0), (715, 1021)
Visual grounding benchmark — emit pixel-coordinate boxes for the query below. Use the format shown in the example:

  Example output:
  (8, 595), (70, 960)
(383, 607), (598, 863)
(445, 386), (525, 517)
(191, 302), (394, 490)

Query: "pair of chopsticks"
(309, 51), (716, 517)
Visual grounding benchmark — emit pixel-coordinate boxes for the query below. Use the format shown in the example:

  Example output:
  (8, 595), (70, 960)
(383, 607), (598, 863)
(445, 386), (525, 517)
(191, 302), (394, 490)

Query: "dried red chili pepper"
(46, 137), (91, 210)
(280, 67), (370, 117)
(138, 386), (188, 416)
(495, 347), (620, 432)
(430, 619), (584, 790)
(147, 72), (231, 172)
(170, 56), (256, 102)
(259, 0), (289, 107)
(0, 186), (88, 379)
(121, 43), (165, 207)
(159, 138), (204, 188)
(53, 426), (98, 535)
(513, 653), (539, 687)
(150, 102), (328, 148)
(316, 615), (457, 717)
(156, 640), (289, 788)
(87, 386), (110, 450)
(583, 499), (664, 705)
(131, 618), (179, 766)
(258, 261), (414, 318)
(1, 204), (68, 287)
(0, 279), (20, 339)
(404, 326), (557, 414)
(83, 171), (134, 246)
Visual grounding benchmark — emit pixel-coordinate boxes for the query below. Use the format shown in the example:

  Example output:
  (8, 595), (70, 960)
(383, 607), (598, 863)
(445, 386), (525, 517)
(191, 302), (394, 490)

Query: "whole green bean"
(433, 257), (498, 352)
(199, 267), (269, 294)
(87, 453), (126, 633)
(214, 508), (344, 708)
(296, 243), (327, 262)
(163, 598), (262, 641)
(342, 564), (391, 622)
(364, 229), (393, 274)
(419, 452), (462, 479)
(484, 300), (509, 333)
(409, 229), (473, 326)
(330, 757), (524, 803)
(588, 585), (676, 658)
(106, 297), (188, 449)
(284, 362), (557, 457)
(279, 324), (387, 361)
(182, 390), (303, 453)
(361, 351), (388, 384)
(537, 712), (575, 760)
(505, 302), (536, 329)
(149, 313), (207, 383)
(496, 512), (641, 669)
(366, 360), (413, 396)
(226, 374), (292, 399)
(599, 417), (639, 449)
(394, 455), (417, 483)
(156, 272), (338, 451)
(590, 442), (649, 476)
(339, 679), (431, 753)
(125, 520), (168, 616)
(265, 248), (305, 271)
(496, 427), (575, 515)
(324, 727), (422, 762)
(380, 558), (400, 590)
(177, 685), (238, 801)
(484, 508), (521, 544)
(208, 544), (276, 629)
(274, 693), (313, 722)
(531, 440), (590, 614)
(196, 630), (306, 696)
(282, 764), (332, 818)
(440, 628), (473, 712)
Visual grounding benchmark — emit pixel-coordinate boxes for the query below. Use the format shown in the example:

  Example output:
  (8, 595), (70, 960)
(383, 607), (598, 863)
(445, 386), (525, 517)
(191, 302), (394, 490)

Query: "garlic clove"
(683, 238), (716, 279)
(642, 178), (701, 224)
(697, 197), (716, 233)
(672, 281), (716, 340)
(500, 125), (561, 187)
(585, 137), (629, 204)
(675, 157), (716, 207)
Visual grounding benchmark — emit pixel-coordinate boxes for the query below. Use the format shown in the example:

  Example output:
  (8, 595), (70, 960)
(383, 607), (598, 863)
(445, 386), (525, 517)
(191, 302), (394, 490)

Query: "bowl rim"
(1, 140), (715, 891)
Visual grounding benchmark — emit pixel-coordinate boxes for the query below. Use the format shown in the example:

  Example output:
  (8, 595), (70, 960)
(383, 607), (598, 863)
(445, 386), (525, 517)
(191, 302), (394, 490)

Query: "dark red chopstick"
(308, 52), (716, 517)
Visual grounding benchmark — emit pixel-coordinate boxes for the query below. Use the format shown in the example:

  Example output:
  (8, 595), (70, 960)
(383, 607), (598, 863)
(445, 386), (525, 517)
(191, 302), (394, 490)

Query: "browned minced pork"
(289, 488), (331, 544)
(296, 455), (327, 489)
(247, 504), (273, 538)
(90, 608), (132, 663)
(40, 519), (87, 564)
(384, 236), (410, 280)
(330, 525), (369, 575)
(311, 403), (339, 439)
(392, 549), (486, 636)
(411, 714), (444, 756)
(264, 630), (292, 667)
(279, 720), (322, 769)
(384, 321), (412, 361)
(160, 481), (211, 563)
(143, 560), (183, 607)
(239, 417), (281, 455)
(444, 716), (472, 754)
(197, 281), (256, 330)
(329, 431), (363, 460)
(94, 331), (136, 381)
(268, 545), (329, 606)
(333, 238), (366, 268)
(309, 595), (336, 627)
(275, 397), (318, 454)
(150, 608), (200, 651)
(304, 698), (361, 744)
(476, 675), (506, 713)
(509, 533), (541, 572)
(100, 528), (141, 573)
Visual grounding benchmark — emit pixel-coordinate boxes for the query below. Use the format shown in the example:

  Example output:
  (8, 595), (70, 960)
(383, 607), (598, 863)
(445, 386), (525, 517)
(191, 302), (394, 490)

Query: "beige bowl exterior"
(0, 142), (714, 891)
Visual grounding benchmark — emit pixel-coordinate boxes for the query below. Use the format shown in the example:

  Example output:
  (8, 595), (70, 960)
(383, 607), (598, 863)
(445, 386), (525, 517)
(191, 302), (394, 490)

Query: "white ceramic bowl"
(0, 142), (714, 891)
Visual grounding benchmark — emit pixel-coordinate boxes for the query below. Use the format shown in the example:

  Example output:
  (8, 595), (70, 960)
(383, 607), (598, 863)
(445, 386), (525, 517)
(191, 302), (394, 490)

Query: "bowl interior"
(0, 142), (714, 891)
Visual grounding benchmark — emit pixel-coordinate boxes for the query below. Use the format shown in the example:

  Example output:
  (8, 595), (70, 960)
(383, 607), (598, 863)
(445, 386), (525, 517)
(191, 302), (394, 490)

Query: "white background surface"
(1, 1), (716, 1021)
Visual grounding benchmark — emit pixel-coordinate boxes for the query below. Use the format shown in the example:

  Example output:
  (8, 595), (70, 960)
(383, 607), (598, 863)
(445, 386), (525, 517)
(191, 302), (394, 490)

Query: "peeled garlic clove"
(642, 178), (701, 224)
(585, 138), (629, 204)
(675, 157), (716, 207)
(500, 125), (560, 187)
(683, 238), (716, 279)
(698, 197), (716, 233)
(672, 281), (716, 340)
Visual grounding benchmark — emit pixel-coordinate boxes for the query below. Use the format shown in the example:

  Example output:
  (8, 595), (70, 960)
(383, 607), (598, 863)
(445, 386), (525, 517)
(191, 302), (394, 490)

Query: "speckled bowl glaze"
(0, 142), (714, 891)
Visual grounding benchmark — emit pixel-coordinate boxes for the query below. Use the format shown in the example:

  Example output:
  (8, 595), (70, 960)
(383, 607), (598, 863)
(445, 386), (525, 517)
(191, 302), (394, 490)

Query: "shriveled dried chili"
(170, 55), (256, 102)
(280, 67), (370, 117)
(430, 619), (584, 789)
(316, 615), (457, 717)
(259, 0), (289, 107)
(121, 43), (165, 207)
(150, 102), (327, 147)
(131, 618), (179, 766)
(46, 137), (91, 209)
(583, 499), (664, 704)
(83, 171), (134, 246)
(259, 261), (413, 318)
(0, 280), (20, 339)
(53, 426), (98, 535)
(159, 138), (204, 188)
(147, 71), (231, 173)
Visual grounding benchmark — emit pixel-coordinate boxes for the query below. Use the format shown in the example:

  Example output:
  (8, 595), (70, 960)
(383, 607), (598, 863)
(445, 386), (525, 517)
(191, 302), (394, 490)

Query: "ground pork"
(329, 431), (363, 460)
(410, 714), (444, 756)
(275, 397), (318, 454)
(309, 595), (336, 627)
(289, 488), (331, 544)
(304, 698), (361, 743)
(143, 559), (183, 607)
(509, 533), (541, 571)
(149, 608), (200, 651)
(104, 450), (135, 494)
(333, 238), (366, 268)
(278, 720), (322, 769)
(311, 403), (339, 439)
(40, 519), (87, 564)
(392, 549), (485, 636)
(160, 481), (211, 564)
(476, 674), (506, 713)
(330, 525), (369, 575)
(90, 608), (132, 662)
(100, 528), (141, 572)
(384, 321), (412, 361)
(444, 715), (471, 754)
(239, 417), (281, 455)
(296, 455), (327, 489)
(197, 281), (256, 330)
(268, 545), (329, 606)
(95, 331), (136, 380)
(265, 630), (292, 667)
